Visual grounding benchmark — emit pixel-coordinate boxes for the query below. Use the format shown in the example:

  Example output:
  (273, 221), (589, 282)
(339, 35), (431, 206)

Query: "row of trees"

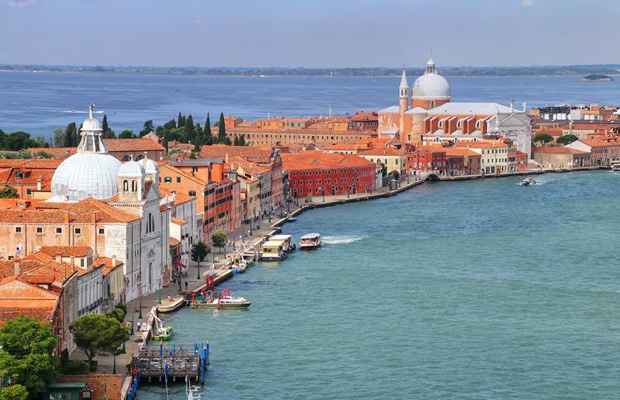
(155, 112), (234, 152)
(0, 129), (48, 152)
(532, 133), (578, 146)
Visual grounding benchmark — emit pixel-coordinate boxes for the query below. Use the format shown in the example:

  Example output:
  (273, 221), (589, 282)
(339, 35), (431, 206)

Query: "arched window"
(430, 100), (436, 108)
(123, 180), (129, 191)
(132, 181), (137, 192)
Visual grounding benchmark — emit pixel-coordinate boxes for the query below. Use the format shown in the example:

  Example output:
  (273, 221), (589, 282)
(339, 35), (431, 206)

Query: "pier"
(132, 342), (210, 383)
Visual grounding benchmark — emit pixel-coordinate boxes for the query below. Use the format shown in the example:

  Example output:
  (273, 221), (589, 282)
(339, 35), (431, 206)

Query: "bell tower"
(398, 69), (409, 141)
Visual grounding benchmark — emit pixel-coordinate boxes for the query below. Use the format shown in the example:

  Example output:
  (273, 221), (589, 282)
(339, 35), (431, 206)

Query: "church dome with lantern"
(48, 104), (122, 202)
(411, 58), (451, 102)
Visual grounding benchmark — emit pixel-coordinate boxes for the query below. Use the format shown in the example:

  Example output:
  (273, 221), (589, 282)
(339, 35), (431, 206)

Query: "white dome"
(118, 160), (145, 178)
(82, 117), (102, 132)
(144, 159), (159, 176)
(49, 153), (121, 202)
(411, 58), (451, 101)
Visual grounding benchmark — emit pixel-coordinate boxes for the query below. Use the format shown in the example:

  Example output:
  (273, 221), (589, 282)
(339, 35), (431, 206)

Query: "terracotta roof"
(443, 148), (481, 157)
(94, 257), (123, 277)
(104, 138), (165, 152)
(158, 163), (209, 186)
(358, 147), (406, 156)
(40, 246), (92, 258)
(169, 237), (181, 247)
(57, 374), (123, 400)
(200, 144), (274, 160)
(454, 140), (508, 149)
(282, 151), (375, 171)
(27, 147), (76, 158)
(171, 217), (187, 225)
(0, 277), (59, 324)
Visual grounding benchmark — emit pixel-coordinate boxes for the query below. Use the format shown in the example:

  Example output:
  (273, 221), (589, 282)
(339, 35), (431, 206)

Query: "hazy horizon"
(1, 0), (619, 69)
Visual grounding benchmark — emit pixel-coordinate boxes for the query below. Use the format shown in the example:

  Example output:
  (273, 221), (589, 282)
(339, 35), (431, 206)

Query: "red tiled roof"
(532, 147), (589, 154)
(282, 151), (375, 171)
(104, 138), (165, 152)
(40, 246), (92, 258)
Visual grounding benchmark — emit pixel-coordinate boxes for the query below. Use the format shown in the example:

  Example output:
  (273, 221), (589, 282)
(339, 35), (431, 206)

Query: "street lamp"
(157, 278), (162, 305)
(138, 285), (143, 319)
(322, 188), (325, 202)
(196, 260), (201, 280)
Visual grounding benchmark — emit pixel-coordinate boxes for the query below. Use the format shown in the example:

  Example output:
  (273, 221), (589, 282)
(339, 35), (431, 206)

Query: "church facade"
(378, 58), (532, 158)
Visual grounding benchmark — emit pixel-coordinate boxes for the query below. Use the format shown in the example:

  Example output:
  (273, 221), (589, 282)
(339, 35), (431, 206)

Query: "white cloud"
(521, 0), (535, 6)
(3, 0), (36, 8)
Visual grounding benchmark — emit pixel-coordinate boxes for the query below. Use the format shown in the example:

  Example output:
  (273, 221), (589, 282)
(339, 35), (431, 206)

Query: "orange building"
(0, 158), (62, 199)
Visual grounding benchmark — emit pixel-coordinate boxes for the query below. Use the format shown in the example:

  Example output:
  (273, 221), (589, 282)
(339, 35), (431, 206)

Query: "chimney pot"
(112, 255), (117, 267)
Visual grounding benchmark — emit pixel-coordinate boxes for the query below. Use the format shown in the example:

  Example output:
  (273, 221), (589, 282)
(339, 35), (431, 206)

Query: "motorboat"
(300, 233), (321, 250)
(611, 161), (620, 171)
(193, 289), (251, 310)
(520, 177), (537, 186)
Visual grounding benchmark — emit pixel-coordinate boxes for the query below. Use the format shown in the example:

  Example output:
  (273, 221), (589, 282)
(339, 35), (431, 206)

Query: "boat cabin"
(270, 234), (295, 252)
(300, 233), (322, 250)
(260, 240), (288, 261)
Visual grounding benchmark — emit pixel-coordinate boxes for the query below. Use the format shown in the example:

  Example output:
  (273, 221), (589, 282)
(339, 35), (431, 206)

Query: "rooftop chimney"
(14, 261), (20, 276)
(112, 255), (117, 267)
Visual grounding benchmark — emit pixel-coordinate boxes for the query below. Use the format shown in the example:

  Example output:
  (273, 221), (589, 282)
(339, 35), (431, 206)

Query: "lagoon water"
(142, 171), (620, 399)
(1, 72), (620, 137)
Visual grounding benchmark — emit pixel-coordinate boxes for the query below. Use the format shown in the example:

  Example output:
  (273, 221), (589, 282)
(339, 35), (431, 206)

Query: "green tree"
(102, 114), (115, 139)
(118, 130), (135, 139)
(140, 120), (154, 137)
(0, 384), (28, 400)
(70, 314), (130, 363)
(239, 134), (246, 146)
(63, 123), (78, 147)
(177, 112), (185, 129)
(217, 113), (227, 144)
(204, 113), (213, 145)
(233, 136), (239, 146)
(533, 133), (553, 145)
(0, 186), (18, 198)
(0, 316), (58, 398)
(184, 115), (195, 143)
(163, 135), (169, 152)
(53, 128), (65, 147)
(191, 241), (208, 280)
(211, 230), (227, 253)
(556, 134), (578, 145)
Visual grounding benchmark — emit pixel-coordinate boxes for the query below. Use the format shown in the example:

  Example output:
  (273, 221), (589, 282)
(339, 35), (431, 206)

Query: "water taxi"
(519, 177), (536, 186)
(260, 240), (288, 261)
(611, 161), (620, 171)
(270, 234), (296, 252)
(300, 233), (322, 250)
(193, 289), (251, 310)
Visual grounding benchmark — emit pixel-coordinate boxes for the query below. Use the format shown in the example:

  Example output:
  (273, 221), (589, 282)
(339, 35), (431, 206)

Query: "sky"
(1, 0), (619, 68)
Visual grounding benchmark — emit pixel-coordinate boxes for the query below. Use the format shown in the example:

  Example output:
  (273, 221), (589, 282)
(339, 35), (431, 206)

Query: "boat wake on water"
(321, 236), (363, 245)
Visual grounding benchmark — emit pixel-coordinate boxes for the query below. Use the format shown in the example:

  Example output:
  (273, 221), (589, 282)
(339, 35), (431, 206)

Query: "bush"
(116, 303), (128, 315)
(88, 359), (98, 372)
(110, 307), (126, 323)
(62, 360), (90, 375)
(0, 384), (28, 400)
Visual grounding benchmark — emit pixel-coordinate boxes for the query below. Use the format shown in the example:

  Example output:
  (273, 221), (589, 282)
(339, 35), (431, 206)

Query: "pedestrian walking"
(185, 281), (189, 291)
(136, 321), (141, 332)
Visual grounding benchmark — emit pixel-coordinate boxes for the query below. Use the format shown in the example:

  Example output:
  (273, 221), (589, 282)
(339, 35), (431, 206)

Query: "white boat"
(611, 161), (620, 171)
(520, 177), (536, 186)
(260, 240), (288, 261)
(300, 233), (321, 250)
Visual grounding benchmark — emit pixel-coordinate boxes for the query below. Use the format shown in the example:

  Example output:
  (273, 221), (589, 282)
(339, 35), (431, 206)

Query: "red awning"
(175, 260), (187, 269)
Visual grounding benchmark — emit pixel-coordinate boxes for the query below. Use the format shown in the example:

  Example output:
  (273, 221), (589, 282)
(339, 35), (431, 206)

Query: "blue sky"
(1, 0), (618, 68)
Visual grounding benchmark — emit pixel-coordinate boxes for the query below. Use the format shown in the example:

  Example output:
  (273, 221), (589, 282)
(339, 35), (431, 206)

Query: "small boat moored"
(151, 311), (174, 341)
(193, 289), (251, 310)
(300, 233), (322, 250)
(611, 161), (620, 171)
(260, 240), (288, 261)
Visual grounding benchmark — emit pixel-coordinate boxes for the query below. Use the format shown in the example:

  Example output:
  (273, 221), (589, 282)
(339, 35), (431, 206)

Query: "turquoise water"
(142, 171), (620, 399)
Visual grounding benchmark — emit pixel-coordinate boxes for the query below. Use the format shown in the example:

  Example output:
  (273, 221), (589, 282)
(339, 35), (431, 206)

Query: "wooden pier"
(132, 342), (210, 383)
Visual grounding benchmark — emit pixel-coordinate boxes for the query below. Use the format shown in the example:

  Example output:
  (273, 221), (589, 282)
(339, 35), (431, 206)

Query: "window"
(36, 227), (43, 234)
(98, 228), (105, 235)
(15, 227), (22, 233)
(75, 228), (82, 235)
(56, 227), (62, 234)
(26, 189), (32, 195)
(132, 181), (137, 192)
(164, 177), (172, 183)
(189, 190), (196, 196)
(176, 177), (181, 183)
(192, 167), (198, 173)
(123, 180), (129, 191)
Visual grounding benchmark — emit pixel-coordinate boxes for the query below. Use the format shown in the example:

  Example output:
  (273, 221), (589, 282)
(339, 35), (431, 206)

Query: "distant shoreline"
(1, 64), (619, 78)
